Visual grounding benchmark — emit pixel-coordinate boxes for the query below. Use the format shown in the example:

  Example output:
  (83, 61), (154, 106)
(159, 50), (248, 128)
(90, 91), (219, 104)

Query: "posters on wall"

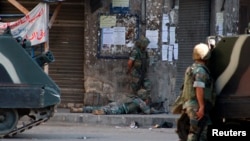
(113, 27), (126, 45)
(146, 30), (158, 49)
(162, 45), (168, 61)
(170, 26), (178, 60)
(161, 44), (178, 62)
(173, 44), (178, 60)
(168, 45), (173, 61)
(164, 45), (174, 62)
(112, 0), (129, 7)
(98, 14), (139, 58)
(111, 0), (130, 14)
(216, 12), (224, 35)
(0, 3), (48, 46)
(162, 14), (169, 43)
(102, 28), (114, 45)
(161, 13), (178, 62)
(169, 27), (176, 44)
(100, 15), (117, 28)
(102, 27), (126, 46)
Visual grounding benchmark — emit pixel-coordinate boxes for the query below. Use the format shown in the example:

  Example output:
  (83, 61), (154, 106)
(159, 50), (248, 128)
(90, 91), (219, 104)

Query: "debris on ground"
(153, 121), (173, 128)
(130, 121), (139, 128)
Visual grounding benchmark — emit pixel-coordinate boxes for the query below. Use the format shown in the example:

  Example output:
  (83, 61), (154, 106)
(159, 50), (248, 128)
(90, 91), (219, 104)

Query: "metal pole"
(141, 0), (146, 24)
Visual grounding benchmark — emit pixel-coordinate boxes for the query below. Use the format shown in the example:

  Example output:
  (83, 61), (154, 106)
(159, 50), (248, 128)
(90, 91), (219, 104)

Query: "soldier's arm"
(193, 69), (206, 120)
(196, 87), (205, 120)
(127, 49), (137, 74)
(127, 59), (133, 74)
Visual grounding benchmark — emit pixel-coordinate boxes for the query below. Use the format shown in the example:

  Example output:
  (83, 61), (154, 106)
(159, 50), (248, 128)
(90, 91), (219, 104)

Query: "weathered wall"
(211, 0), (239, 35)
(83, 0), (178, 112)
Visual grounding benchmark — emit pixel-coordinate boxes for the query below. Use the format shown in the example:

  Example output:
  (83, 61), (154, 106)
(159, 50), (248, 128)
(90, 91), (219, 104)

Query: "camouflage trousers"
(185, 107), (209, 141)
(84, 102), (126, 114)
(129, 73), (151, 96)
(84, 98), (150, 114)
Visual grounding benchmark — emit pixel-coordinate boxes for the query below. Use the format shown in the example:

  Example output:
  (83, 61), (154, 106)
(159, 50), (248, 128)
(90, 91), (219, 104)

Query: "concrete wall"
(83, 0), (178, 112)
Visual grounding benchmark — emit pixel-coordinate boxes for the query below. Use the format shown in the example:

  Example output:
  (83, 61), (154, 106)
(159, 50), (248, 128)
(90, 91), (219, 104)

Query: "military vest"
(181, 64), (216, 106)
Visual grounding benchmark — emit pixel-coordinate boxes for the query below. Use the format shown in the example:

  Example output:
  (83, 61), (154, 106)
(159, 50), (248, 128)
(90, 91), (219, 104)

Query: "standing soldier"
(127, 36), (151, 100)
(175, 43), (216, 141)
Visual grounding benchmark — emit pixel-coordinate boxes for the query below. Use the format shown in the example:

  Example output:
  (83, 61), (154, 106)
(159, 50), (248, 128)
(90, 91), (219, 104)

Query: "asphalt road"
(1, 121), (179, 141)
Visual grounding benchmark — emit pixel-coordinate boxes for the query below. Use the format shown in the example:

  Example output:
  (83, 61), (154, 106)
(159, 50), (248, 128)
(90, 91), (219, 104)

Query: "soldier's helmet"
(137, 88), (148, 100)
(140, 36), (150, 47)
(192, 43), (210, 60)
(136, 36), (150, 49)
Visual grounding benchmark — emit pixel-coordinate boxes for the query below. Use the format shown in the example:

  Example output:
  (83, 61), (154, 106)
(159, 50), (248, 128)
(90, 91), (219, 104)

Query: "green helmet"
(135, 36), (150, 49)
(137, 89), (148, 100)
(140, 37), (150, 47)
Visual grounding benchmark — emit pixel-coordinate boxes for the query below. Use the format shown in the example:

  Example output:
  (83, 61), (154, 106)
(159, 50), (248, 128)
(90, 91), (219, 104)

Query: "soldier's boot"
(92, 109), (105, 115)
(70, 107), (83, 113)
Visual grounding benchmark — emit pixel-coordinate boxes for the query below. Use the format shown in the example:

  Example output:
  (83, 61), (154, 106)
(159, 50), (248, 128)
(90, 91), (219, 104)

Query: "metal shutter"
(176, 0), (210, 95)
(47, 1), (85, 106)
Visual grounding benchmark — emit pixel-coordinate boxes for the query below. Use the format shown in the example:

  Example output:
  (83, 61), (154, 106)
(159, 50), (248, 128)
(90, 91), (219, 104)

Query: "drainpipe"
(141, 0), (146, 24)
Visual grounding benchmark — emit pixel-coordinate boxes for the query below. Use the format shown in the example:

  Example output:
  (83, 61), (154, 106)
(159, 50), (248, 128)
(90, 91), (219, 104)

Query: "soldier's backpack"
(171, 65), (194, 114)
(171, 64), (216, 114)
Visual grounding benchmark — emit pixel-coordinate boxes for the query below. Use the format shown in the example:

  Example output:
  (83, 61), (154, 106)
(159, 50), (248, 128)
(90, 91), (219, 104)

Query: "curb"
(50, 109), (180, 128)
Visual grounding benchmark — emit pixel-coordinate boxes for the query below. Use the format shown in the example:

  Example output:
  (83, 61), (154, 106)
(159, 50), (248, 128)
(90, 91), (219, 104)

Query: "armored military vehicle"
(0, 28), (60, 138)
(207, 34), (250, 125)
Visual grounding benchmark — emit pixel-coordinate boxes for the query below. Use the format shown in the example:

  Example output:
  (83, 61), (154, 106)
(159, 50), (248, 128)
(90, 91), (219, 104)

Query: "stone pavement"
(49, 108), (180, 128)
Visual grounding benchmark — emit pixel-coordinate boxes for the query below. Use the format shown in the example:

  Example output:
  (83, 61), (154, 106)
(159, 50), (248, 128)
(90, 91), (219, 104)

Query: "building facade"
(1, 0), (249, 112)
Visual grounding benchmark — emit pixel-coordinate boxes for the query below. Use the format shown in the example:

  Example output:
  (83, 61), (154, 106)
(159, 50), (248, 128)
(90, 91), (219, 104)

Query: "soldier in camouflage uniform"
(176, 43), (216, 141)
(127, 36), (151, 99)
(70, 89), (160, 115)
